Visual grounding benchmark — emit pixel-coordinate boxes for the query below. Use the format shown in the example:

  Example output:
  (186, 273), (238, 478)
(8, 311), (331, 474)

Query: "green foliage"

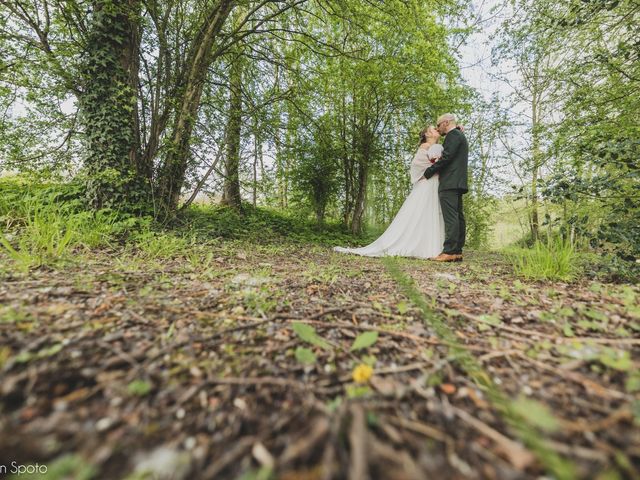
(0, 176), (382, 275)
(0, 3), (82, 174)
(179, 203), (375, 247)
(510, 396), (559, 432)
(350, 332), (379, 352)
(131, 227), (191, 260)
(508, 237), (578, 282)
(127, 379), (152, 397)
(79, 0), (144, 209)
(555, 343), (634, 373)
(294, 347), (317, 365)
(272, 0), (472, 232)
(290, 322), (332, 350)
(541, 167), (640, 260)
(3, 0), (472, 225)
(0, 177), (140, 270)
(234, 467), (274, 480)
(240, 285), (278, 317)
(289, 114), (341, 225)
(463, 192), (494, 249)
(495, 0), (639, 260)
(0, 177), (156, 270)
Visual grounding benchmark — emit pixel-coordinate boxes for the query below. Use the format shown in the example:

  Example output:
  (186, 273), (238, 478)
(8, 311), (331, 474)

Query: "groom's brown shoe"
(432, 253), (459, 262)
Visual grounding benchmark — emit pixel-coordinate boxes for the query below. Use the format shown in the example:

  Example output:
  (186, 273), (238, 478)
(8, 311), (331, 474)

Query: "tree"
(80, 0), (143, 208)
(495, 0), (639, 257)
(281, 0), (470, 233)
(1, 0), (475, 233)
(493, 0), (558, 241)
(155, 0), (234, 213)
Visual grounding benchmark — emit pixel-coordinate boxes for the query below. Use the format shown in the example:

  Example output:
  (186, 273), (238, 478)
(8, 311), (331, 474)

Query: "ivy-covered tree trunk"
(156, 1), (234, 214)
(80, 0), (143, 209)
(221, 48), (243, 210)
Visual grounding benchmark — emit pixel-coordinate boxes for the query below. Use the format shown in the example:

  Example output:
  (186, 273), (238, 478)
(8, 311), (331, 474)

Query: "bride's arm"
(411, 144), (430, 162)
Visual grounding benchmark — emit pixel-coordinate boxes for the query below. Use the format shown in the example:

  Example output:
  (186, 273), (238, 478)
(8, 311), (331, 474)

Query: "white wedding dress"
(334, 144), (445, 259)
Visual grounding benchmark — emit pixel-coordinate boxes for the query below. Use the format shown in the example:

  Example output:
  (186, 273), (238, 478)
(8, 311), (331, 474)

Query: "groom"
(423, 113), (468, 262)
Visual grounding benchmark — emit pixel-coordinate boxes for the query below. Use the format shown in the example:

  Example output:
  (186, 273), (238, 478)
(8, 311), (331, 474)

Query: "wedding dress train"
(334, 144), (445, 259)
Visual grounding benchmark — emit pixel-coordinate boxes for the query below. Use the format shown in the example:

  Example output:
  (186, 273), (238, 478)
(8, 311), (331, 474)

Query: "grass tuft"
(508, 237), (578, 282)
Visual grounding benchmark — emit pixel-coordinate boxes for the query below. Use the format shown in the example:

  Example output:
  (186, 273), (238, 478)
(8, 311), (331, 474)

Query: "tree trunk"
(122, 0), (144, 177)
(530, 75), (541, 242)
(351, 157), (369, 235)
(252, 127), (259, 207)
(341, 99), (354, 226)
(351, 125), (371, 234)
(156, 0), (234, 214)
(221, 48), (243, 210)
(81, 0), (143, 209)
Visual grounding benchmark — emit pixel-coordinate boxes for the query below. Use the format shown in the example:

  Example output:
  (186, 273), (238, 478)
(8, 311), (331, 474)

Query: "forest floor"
(0, 238), (639, 480)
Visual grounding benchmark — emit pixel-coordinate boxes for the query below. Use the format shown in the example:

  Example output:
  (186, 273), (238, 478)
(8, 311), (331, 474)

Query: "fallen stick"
(279, 417), (330, 466)
(348, 405), (369, 480)
(386, 415), (450, 443)
(451, 405), (535, 470)
(202, 436), (256, 478)
(439, 301), (640, 346)
(516, 352), (630, 401)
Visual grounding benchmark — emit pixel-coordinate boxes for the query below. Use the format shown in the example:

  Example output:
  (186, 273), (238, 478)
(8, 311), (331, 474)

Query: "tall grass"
(508, 237), (578, 282)
(0, 175), (385, 272)
(0, 178), (135, 270)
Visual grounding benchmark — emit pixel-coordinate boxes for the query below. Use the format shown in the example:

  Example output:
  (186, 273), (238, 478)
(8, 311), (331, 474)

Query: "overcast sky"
(457, 0), (512, 101)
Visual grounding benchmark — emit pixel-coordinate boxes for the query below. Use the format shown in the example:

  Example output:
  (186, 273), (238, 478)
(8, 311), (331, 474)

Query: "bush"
(464, 193), (494, 250)
(579, 253), (640, 284)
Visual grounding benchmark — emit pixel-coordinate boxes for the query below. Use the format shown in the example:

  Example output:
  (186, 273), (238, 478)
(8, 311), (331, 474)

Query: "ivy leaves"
(79, 1), (142, 209)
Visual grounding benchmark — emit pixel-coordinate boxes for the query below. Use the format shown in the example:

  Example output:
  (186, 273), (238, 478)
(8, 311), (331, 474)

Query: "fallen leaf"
(440, 383), (456, 395)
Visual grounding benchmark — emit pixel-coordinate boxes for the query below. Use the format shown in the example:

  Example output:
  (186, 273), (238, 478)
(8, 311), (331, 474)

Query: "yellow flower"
(352, 364), (374, 384)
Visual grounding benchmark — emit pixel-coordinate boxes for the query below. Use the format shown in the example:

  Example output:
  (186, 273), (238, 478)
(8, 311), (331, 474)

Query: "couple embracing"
(335, 113), (468, 262)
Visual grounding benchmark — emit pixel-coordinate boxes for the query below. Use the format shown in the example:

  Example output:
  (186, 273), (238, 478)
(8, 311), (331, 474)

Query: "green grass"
(0, 176), (375, 273)
(490, 197), (529, 249)
(507, 237), (578, 282)
(176, 202), (376, 247)
(0, 177), (139, 270)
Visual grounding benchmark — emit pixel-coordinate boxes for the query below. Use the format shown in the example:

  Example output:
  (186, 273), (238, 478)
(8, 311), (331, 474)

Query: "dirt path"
(1, 244), (638, 479)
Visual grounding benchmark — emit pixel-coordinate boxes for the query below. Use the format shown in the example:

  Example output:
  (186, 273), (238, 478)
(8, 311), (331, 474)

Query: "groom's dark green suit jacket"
(423, 128), (469, 193)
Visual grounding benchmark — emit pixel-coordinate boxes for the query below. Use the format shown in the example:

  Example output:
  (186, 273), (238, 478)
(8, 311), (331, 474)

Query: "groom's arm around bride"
(422, 126), (468, 192)
(422, 114), (469, 261)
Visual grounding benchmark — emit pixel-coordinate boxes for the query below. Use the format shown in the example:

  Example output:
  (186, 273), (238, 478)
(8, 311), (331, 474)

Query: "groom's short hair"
(437, 113), (457, 125)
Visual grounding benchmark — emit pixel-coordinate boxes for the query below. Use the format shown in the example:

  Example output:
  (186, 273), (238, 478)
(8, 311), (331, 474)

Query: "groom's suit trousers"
(439, 190), (466, 254)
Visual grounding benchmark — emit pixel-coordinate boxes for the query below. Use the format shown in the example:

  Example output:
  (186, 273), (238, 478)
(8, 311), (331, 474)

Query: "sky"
(452, 0), (531, 196)
(457, 0), (512, 102)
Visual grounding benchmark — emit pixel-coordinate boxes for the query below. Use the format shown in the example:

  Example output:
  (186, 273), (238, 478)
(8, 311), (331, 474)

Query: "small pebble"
(96, 417), (113, 432)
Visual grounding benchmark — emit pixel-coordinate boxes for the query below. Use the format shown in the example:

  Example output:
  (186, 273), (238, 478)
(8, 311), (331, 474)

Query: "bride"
(334, 126), (445, 258)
